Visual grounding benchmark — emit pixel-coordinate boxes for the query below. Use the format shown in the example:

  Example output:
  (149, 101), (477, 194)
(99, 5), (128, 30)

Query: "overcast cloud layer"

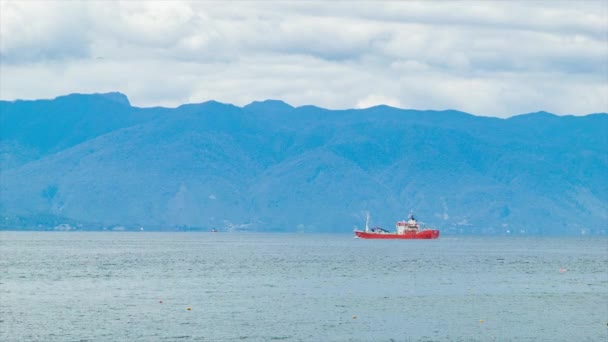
(1, 1), (607, 117)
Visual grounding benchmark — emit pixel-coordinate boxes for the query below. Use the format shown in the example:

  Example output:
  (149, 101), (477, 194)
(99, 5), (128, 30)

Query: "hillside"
(1, 93), (606, 234)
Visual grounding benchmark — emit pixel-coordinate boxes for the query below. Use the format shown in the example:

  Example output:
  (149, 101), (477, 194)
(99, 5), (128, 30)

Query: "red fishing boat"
(354, 213), (439, 239)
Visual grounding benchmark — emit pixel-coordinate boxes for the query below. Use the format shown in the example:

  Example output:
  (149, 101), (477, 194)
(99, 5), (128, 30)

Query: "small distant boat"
(354, 213), (439, 240)
(211, 228), (218, 233)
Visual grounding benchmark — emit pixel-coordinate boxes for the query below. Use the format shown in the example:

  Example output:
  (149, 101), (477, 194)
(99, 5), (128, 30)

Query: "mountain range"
(1, 92), (606, 235)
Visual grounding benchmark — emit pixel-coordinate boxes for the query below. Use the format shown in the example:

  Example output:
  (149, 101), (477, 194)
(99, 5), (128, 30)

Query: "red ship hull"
(354, 229), (440, 239)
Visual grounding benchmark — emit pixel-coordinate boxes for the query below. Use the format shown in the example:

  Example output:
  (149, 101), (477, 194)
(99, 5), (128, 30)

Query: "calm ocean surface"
(0, 232), (606, 341)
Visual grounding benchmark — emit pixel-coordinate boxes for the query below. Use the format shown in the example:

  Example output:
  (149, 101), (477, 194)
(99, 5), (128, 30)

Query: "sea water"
(0, 232), (606, 341)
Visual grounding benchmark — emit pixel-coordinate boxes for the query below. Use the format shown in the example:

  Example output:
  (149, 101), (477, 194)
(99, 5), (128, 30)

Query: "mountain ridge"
(1, 92), (606, 234)
(4, 92), (606, 118)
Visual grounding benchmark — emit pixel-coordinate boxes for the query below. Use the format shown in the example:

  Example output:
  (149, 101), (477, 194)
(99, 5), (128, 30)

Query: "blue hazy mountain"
(1, 93), (606, 235)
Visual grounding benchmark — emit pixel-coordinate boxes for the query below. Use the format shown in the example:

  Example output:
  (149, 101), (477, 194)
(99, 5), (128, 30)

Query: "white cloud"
(0, 1), (90, 62)
(0, 0), (606, 117)
(356, 95), (402, 109)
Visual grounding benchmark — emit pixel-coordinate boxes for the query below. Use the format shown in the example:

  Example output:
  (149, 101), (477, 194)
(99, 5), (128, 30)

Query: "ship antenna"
(365, 212), (370, 232)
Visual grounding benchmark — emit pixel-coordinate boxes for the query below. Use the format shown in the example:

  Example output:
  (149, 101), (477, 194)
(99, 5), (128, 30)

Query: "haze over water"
(1, 232), (606, 341)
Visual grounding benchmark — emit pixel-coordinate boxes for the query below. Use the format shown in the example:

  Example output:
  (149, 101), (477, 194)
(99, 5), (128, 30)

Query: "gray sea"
(0, 232), (606, 342)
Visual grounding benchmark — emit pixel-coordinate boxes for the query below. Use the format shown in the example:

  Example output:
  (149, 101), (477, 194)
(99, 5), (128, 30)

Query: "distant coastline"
(1, 93), (606, 235)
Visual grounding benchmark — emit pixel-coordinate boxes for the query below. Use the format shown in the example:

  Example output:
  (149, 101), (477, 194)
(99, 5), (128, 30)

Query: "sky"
(0, 1), (607, 117)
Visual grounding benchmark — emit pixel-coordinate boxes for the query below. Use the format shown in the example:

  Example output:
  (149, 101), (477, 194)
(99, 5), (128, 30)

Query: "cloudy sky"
(1, 1), (606, 117)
